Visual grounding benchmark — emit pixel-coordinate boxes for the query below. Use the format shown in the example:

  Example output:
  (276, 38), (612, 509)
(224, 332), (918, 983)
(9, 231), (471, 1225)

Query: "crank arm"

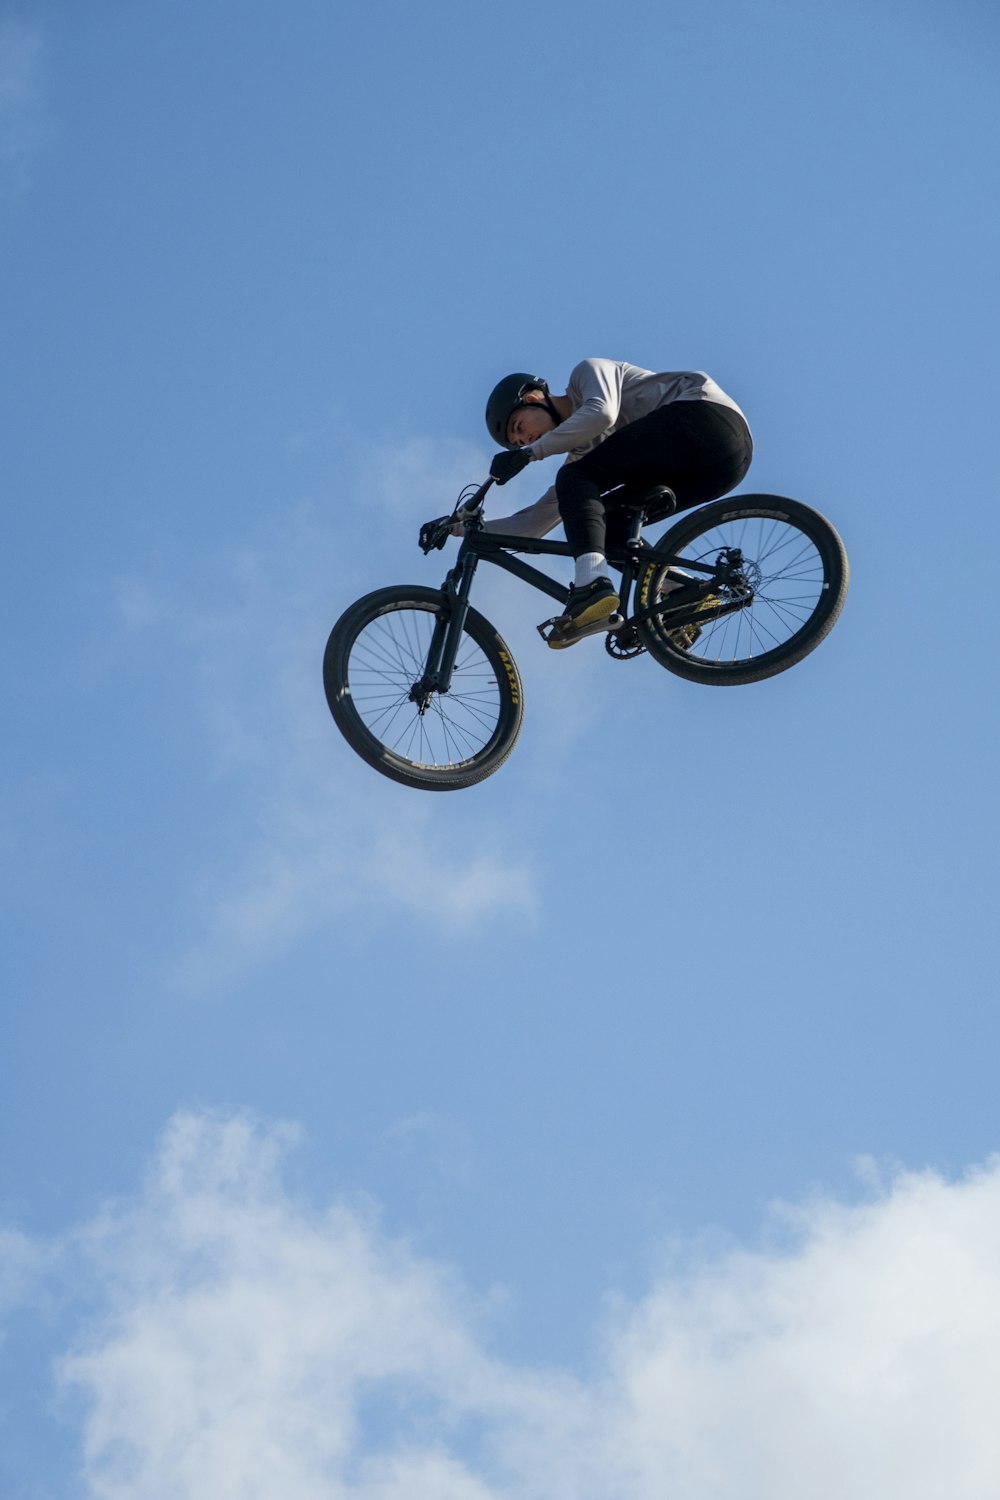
(537, 611), (626, 645)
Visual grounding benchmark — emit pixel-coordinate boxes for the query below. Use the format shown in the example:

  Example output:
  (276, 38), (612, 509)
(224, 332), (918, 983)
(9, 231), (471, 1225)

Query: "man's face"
(507, 395), (555, 447)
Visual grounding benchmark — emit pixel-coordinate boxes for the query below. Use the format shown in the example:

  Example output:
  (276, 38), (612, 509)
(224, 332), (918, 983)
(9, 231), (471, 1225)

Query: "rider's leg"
(556, 400), (753, 538)
(553, 473), (609, 579)
(551, 402), (752, 637)
(550, 466), (619, 629)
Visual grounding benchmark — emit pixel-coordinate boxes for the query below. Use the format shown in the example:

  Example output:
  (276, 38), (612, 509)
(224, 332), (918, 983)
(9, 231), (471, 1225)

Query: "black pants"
(554, 400), (753, 556)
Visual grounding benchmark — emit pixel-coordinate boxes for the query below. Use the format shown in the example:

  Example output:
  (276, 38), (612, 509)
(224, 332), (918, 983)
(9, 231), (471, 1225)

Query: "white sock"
(574, 551), (608, 588)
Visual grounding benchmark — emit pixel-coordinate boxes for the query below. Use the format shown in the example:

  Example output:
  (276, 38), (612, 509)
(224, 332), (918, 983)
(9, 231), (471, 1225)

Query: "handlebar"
(418, 476), (496, 554)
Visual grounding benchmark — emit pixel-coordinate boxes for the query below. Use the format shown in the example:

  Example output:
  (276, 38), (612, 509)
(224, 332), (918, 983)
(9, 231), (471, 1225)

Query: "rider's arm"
(527, 358), (625, 460)
(483, 485), (561, 538)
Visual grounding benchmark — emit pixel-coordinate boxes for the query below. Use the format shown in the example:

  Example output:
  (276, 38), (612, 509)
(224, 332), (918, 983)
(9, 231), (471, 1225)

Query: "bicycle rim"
(324, 588), (523, 788)
(638, 497), (848, 684)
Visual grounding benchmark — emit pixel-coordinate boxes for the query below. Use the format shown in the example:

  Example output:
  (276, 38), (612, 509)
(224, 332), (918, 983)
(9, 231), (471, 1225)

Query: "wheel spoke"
(646, 507), (837, 669)
(345, 603), (503, 768)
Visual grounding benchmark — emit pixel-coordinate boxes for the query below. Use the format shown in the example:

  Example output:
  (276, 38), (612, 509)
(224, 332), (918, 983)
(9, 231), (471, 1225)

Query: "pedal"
(536, 612), (625, 646)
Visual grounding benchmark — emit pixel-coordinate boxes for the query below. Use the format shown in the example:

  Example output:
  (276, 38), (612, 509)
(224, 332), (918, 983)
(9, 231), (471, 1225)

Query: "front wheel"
(636, 495), (849, 685)
(323, 585), (524, 790)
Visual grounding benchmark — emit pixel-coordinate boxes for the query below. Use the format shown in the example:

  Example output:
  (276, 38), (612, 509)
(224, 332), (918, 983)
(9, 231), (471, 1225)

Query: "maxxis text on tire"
(323, 585), (524, 790)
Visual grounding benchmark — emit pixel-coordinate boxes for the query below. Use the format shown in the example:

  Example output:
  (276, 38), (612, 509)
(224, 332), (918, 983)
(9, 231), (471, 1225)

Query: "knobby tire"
(636, 495), (849, 684)
(323, 585), (524, 790)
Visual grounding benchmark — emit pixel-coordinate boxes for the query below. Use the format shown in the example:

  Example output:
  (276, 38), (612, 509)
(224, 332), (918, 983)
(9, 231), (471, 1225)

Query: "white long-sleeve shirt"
(486, 357), (748, 538)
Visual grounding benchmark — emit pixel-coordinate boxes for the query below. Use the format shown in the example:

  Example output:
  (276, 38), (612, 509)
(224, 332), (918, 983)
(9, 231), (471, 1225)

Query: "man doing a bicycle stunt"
(483, 358), (753, 647)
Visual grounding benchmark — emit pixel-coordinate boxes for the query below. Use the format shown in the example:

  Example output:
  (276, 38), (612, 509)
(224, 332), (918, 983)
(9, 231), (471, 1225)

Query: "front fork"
(408, 545), (480, 707)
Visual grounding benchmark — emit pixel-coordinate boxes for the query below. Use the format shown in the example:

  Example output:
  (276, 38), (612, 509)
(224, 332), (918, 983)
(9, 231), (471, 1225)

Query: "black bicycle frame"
(414, 488), (748, 696)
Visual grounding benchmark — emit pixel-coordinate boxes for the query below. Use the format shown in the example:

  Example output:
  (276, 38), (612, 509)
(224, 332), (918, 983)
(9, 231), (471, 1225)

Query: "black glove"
(418, 516), (451, 553)
(490, 448), (532, 485)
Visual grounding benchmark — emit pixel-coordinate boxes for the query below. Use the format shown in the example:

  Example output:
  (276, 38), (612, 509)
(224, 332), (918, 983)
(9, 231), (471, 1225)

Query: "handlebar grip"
(419, 516), (451, 553)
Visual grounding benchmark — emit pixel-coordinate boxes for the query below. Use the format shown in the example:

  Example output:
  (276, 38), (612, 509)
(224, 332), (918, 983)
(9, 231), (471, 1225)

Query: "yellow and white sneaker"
(547, 578), (621, 650)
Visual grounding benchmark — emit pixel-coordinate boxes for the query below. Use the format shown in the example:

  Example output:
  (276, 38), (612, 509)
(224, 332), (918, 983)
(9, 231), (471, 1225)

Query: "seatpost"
(626, 507), (647, 547)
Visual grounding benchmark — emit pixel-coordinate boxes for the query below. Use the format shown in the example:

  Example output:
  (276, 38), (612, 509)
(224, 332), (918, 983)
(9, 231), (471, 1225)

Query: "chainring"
(605, 628), (645, 660)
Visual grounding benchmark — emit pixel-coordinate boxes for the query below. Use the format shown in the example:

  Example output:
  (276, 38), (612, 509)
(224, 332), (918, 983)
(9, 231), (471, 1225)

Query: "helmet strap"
(511, 392), (564, 433)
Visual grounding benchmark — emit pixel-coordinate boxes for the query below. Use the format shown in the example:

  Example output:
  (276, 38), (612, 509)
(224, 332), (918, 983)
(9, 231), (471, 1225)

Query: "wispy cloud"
(0, 1225), (42, 1317)
(379, 1110), (479, 1190)
(362, 826), (536, 925)
(3, 1110), (994, 1499)
(176, 796), (538, 991)
(0, 19), (46, 189)
(107, 448), (541, 991)
(366, 435), (493, 522)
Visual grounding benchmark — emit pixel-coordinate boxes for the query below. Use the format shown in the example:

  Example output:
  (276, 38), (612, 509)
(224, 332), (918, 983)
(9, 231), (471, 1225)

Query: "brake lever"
(418, 479), (495, 554)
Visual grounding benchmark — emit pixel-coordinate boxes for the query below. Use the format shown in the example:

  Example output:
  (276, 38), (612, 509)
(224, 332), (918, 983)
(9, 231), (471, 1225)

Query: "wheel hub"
(718, 547), (759, 598)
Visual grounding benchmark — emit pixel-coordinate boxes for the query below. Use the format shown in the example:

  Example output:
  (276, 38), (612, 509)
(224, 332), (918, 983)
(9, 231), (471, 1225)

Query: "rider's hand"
(490, 448), (532, 485)
(418, 516), (451, 552)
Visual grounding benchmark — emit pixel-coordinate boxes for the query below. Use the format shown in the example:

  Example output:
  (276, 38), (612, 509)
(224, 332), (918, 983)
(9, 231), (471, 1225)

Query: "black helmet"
(485, 373), (555, 449)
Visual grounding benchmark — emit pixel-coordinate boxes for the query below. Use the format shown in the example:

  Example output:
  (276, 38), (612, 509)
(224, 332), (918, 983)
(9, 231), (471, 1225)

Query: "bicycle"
(323, 479), (849, 790)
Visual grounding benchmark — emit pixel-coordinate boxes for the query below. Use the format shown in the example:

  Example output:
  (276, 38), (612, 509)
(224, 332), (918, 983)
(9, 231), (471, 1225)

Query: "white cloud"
(600, 1165), (1000, 1498)
(57, 1110), (546, 1500)
(20, 1110), (1000, 1500)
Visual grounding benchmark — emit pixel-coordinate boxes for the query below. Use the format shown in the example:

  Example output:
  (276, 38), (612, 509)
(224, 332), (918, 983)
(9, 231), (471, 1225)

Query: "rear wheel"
(323, 586), (523, 790)
(636, 495), (849, 684)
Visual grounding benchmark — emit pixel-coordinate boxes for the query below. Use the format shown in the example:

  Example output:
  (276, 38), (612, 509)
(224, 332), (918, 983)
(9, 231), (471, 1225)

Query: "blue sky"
(2, 2), (1000, 1496)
